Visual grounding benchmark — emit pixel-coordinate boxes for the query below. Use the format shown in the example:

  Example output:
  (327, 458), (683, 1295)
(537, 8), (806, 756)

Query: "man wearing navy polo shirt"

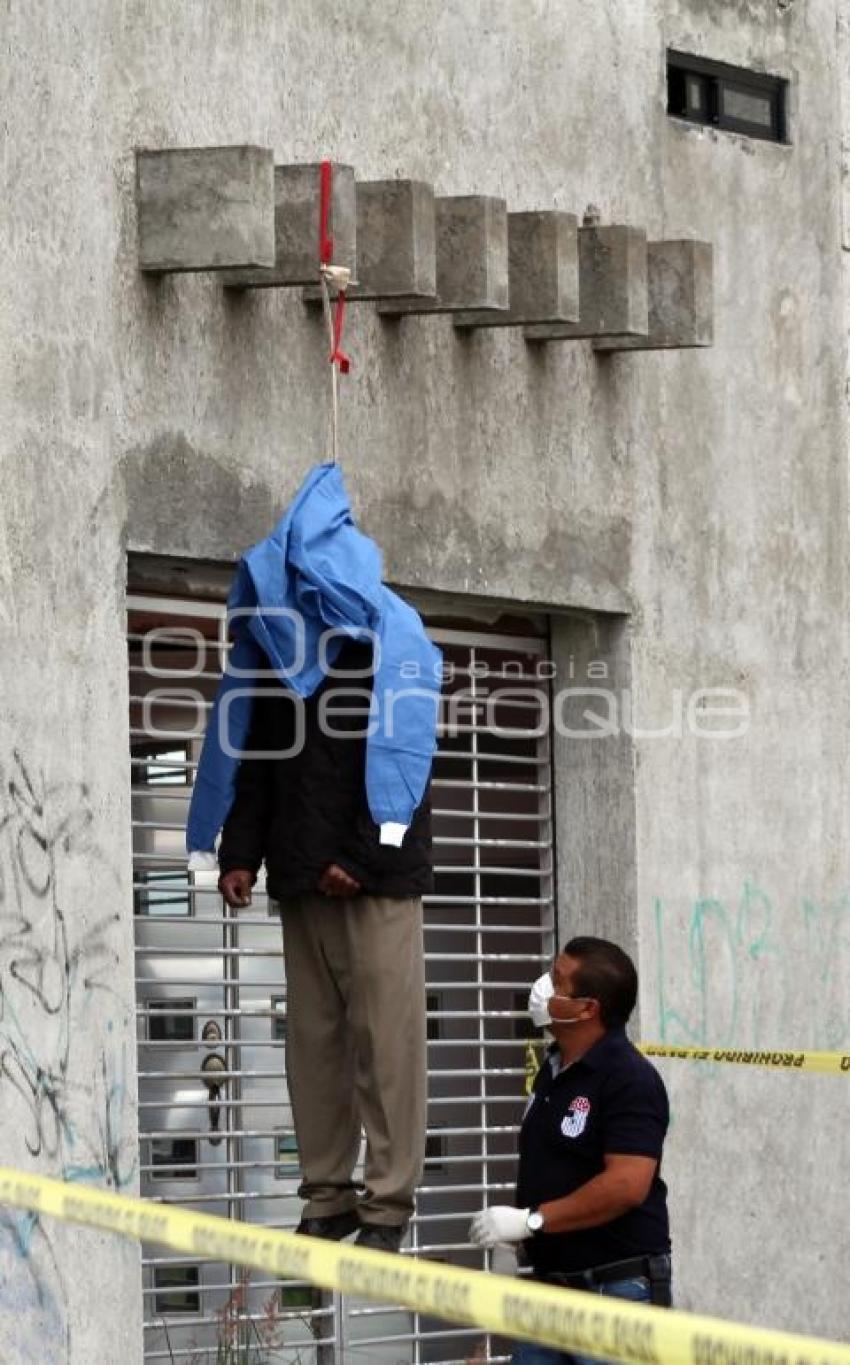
(470, 936), (672, 1364)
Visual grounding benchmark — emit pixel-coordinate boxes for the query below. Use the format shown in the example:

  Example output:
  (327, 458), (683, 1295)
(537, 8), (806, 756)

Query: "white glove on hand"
(470, 1205), (531, 1247)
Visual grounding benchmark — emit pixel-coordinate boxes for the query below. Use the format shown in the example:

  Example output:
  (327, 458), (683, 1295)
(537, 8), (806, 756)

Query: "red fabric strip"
(319, 160), (334, 265)
(331, 293), (351, 374)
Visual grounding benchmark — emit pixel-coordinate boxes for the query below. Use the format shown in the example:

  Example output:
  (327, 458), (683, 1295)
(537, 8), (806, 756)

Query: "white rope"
(319, 264), (350, 464)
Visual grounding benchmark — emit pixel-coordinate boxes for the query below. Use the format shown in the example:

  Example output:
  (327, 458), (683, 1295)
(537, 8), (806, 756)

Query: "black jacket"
(517, 1031), (670, 1274)
(217, 641), (433, 899)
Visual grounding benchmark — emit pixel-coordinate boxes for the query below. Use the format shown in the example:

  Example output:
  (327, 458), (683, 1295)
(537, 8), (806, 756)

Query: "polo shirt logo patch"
(561, 1095), (591, 1138)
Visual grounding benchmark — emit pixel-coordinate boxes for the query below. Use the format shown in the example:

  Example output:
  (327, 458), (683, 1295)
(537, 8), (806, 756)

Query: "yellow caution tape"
(1, 1168), (848, 1365)
(524, 1038), (540, 1094)
(524, 1040), (849, 1087)
(638, 1045), (849, 1076)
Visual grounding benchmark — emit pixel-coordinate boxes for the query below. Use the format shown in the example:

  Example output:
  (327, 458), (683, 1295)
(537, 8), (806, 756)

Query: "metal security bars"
(129, 590), (555, 1364)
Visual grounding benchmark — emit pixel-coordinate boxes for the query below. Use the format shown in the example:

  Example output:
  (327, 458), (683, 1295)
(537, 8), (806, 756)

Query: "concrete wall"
(0, 0), (847, 1358)
(638, 0), (849, 1337)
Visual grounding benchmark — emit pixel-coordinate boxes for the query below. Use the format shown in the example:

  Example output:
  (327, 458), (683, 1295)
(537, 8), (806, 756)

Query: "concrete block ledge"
(377, 195), (509, 316)
(136, 145), (275, 273)
(524, 224), (648, 342)
(453, 210), (579, 328)
(304, 179), (437, 305)
(593, 240), (714, 352)
(221, 162), (356, 289)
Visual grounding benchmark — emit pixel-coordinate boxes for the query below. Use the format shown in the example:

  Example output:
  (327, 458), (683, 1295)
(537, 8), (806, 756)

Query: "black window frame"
(667, 50), (789, 144)
(270, 994), (287, 1041)
(146, 997), (196, 1043)
(273, 1130), (300, 1180)
(134, 867), (191, 918)
(153, 1264), (200, 1315)
(150, 1136), (199, 1181)
(142, 741), (191, 786)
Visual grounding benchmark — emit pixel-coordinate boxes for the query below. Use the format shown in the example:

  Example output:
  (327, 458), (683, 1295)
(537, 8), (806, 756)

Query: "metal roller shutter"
(129, 591), (555, 1364)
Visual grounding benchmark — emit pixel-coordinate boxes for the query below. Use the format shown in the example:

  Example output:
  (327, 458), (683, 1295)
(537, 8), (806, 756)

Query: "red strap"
(319, 160), (334, 265)
(319, 159), (350, 372)
(330, 293), (350, 374)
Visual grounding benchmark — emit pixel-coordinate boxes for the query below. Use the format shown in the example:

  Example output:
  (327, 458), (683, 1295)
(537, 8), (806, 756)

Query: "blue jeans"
(511, 1273), (658, 1365)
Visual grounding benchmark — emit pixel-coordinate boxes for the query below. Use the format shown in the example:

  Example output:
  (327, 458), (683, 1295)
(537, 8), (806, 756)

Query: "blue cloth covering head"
(186, 463), (442, 861)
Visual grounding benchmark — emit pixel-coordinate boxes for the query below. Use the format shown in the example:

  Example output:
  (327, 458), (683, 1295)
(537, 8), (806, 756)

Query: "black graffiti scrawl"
(0, 748), (135, 1360)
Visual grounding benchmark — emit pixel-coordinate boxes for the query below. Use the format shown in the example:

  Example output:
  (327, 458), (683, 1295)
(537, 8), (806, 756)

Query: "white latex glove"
(470, 1205), (531, 1247)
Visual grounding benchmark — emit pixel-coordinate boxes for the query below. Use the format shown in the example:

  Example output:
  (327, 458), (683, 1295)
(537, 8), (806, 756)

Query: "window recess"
(667, 50), (788, 144)
(153, 1264), (200, 1315)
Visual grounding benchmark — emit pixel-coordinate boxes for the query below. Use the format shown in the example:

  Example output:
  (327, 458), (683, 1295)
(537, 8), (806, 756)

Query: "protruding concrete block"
(136, 146), (275, 273)
(377, 195), (508, 315)
(524, 225), (648, 342)
(454, 211), (579, 328)
(221, 162), (356, 288)
(593, 240), (714, 351)
(352, 180), (435, 299)
(305, 180), (436, 304)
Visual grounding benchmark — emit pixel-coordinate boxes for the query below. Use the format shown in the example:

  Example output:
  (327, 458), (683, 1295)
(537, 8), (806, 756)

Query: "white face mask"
(528, 971), (583, 1028)
(528, 971), (555, 1028)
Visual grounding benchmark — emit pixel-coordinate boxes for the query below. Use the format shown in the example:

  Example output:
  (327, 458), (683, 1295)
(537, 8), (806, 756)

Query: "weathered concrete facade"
(1, 1), (848, 1359)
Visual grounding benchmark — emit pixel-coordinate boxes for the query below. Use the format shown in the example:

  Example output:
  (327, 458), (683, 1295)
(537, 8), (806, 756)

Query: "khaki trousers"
(278, 893), (426, 1226)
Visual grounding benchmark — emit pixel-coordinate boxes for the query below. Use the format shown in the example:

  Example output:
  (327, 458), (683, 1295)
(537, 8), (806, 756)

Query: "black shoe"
(355, 1223), (406, 1253)
(295, 1210), (360, 1241)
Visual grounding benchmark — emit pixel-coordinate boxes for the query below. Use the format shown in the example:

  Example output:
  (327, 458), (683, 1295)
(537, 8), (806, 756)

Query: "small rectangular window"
(147, 999), (195, 1043)
(135, 869), (191, 918)
(274, 1131), (300, 1180)
(667, 50), (788, 143)
(684, 73), (709, 118)
(153, 1265), (200, 1315)
(720, 83), (774, 129)
(144, 744), (190, 786)
(151, 1137), (198, 1180)
(278, 1284), (323, 1312)
(270, 996), (287, 1041)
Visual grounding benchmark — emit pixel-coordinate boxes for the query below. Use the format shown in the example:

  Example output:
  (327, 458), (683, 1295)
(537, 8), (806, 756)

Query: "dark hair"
(562, 936), (638, 1028)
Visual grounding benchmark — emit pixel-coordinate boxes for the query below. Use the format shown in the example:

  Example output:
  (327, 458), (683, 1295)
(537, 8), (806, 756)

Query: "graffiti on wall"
(653, 880), (849, 1051)
(0, 747), (135, 1358)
